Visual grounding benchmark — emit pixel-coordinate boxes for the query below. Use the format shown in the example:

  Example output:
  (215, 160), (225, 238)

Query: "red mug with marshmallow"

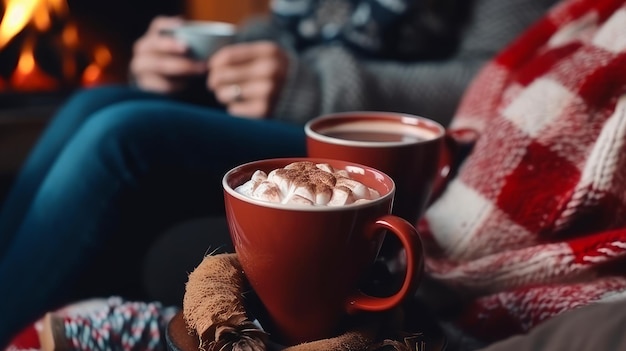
(222, 158), (424, 346)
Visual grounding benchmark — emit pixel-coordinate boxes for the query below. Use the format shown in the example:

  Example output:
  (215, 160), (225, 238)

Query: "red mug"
(222, 158), (424, 346)
(305, 111), (475, 225)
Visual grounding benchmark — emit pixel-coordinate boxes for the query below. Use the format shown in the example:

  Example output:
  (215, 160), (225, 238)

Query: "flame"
(61, 22), (78, 78)
(82, 44), (112, 86)
(61, 20), (78, 48)
(0, 0), (66, 48)
(10, 36), (58, 90)
(33, 4), (50, 31)
(0, 0), (39, 48)
(0, 0), (114, 91)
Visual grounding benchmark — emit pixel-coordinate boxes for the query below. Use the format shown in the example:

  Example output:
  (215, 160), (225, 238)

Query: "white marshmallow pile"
(235, 161), (381, 206)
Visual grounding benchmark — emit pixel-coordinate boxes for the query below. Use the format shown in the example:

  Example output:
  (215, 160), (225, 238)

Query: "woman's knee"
(56, 85), (160, 124)
(77, 101), (176, 142)
(59, 101), (192, 176)
(64, 102), (156, 160)
(73, 100), (229, 149)
(62, 85), (131, 111)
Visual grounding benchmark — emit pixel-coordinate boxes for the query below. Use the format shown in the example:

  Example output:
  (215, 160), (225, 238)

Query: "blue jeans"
(0, 85), (306, 346)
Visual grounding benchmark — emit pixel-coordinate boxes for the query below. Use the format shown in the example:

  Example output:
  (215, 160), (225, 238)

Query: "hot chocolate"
(314, 120), (437, 144)
(235, 161), (380, 206)
(305, 112), (448, 224)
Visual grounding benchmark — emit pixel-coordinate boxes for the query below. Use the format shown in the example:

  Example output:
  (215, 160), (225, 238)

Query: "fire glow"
(0, 0), (113, 92)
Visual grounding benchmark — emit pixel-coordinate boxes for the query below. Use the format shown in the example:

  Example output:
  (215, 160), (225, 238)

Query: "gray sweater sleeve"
(239, 0), (558, 127)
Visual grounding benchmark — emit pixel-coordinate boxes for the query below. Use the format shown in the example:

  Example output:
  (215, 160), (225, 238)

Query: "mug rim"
(304, 111), (445, 148)
(176, 20), (237, 36)
(222, 157), (396, 211)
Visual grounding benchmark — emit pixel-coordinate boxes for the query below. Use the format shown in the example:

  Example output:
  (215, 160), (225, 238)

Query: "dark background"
(66, 0), (184, 47)
(66, 0), (185, 80)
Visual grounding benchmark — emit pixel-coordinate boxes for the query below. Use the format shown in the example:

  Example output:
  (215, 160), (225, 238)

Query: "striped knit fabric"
(5, 297), (178, 351)
(420, 0), (626, 342)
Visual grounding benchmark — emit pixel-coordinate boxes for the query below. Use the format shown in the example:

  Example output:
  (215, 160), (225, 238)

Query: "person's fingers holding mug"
(207, 41), (289, 118)
(221, 80), (276, 118)
(130, 16), (208, 93)
(131, 74), (190, 94)
(130, 54), (206, 94)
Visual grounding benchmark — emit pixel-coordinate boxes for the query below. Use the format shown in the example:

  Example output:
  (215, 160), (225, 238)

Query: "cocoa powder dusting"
(276, 162), (337, 195)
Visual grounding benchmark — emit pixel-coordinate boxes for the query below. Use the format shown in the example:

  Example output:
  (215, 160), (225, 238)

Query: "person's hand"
(207, 41), (289, 119)
(130, 16), (208, 94)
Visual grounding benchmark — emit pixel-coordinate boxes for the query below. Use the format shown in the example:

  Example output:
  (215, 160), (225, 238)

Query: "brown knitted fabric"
(182, 253), (438, 351)
(183, 253), (265, 349)
(282, 329), (374, 351)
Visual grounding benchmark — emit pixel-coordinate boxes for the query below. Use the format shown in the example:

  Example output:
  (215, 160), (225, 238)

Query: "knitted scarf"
(420, 0), (626, 342)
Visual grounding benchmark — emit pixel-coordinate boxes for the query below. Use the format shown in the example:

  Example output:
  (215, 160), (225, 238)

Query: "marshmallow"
(284, 194), (315, 206)
(251, 181), (282, 203)
(336, 177), (380, 200)
(235, 170), (267, 198)
(235, 161), (381, 206)
(327, 186), (355, 206)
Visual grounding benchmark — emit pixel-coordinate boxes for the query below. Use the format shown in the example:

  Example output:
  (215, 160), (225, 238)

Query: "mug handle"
(429, 128), (479, 205)
(345, 214), (424, 313)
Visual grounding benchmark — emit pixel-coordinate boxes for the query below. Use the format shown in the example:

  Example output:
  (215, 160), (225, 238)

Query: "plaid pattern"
(421, 0), (626, 342)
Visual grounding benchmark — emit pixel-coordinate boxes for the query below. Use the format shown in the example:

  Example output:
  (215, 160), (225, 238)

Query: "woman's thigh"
(70, 99), (307, 191)
(11, 99), (306, 274)
(20, 85), (163, 174)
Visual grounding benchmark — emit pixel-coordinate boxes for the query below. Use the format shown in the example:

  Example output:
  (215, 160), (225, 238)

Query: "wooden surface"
(166, 312), (199, 351)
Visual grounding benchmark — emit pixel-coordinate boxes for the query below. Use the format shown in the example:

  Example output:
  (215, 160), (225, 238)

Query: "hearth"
(0, 0), (182, 205)
(1, 0), (184, 94)
(1, 1), (113, 94)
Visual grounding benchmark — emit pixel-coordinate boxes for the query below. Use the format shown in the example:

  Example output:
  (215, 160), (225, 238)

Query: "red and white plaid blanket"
(421, 0), (626, 342)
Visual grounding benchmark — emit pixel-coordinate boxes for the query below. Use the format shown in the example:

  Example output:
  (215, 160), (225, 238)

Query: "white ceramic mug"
(164, 20), (236, 60)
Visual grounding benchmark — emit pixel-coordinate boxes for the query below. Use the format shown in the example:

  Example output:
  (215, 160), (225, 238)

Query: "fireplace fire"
(0, 0), (180, 204)
(0, 0), (116, 94)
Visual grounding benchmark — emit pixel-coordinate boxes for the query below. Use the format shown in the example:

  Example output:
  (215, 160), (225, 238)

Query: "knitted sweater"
(235, 0), (558, 126)
(271, 0), (459, 60)
(421, 0), (626, 342)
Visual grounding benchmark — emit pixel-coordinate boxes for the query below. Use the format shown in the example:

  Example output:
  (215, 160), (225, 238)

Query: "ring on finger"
(231, 84), (244, 102)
